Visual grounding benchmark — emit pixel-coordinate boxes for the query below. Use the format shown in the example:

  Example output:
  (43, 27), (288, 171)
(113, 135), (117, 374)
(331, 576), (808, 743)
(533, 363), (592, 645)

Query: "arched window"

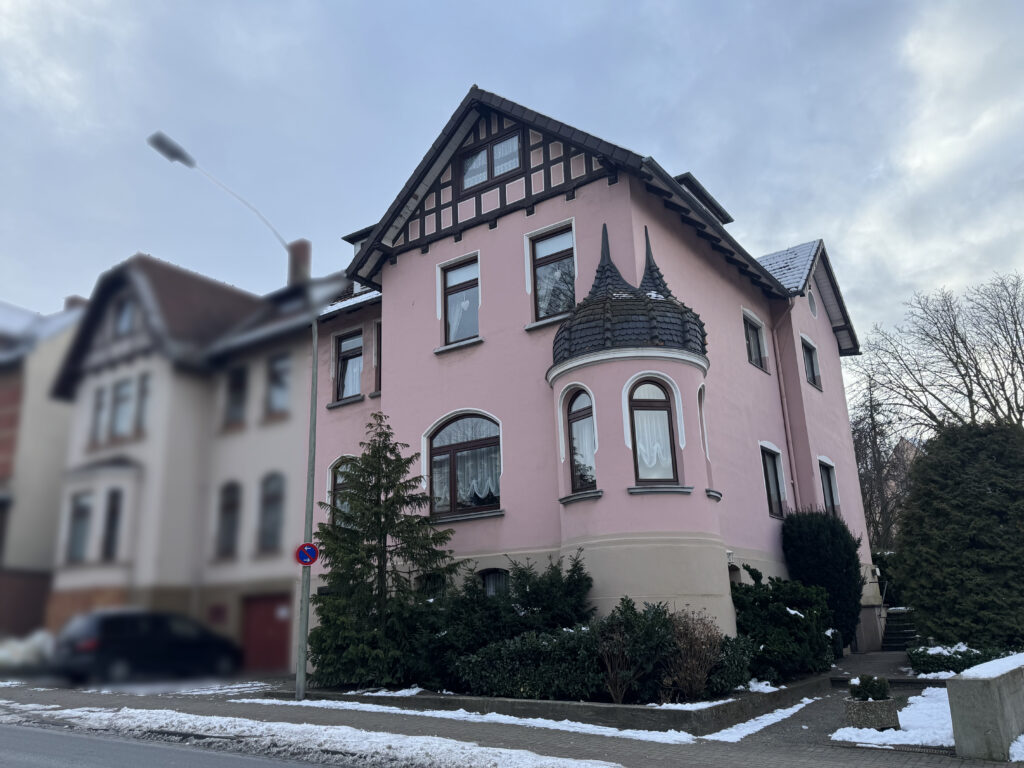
(430, 415), (500, 517)
(629, 380), (678, 484)
(328, 458), (350, 526)
(215, 482), (241, 559)
(567, 391), (596, 492)
(698, 385), (710, 460)
(258, 473), (285, 553)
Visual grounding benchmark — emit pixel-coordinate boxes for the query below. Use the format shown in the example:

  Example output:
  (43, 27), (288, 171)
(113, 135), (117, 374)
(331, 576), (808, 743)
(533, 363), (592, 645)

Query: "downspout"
(771, 298), (802, 510)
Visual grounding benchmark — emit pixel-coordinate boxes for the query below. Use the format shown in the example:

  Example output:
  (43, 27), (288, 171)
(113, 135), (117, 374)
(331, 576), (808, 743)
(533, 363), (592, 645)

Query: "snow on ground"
(341, 686), (426, 697)
(647, 698), (734, 710)
(0, 700), (61, 711)
(960, 652), (1024, 679)
(830, 687), (953, 747)
(83, 680), (273, 696)
(746, 679), (785, 693)
(0, 681), (24, 687)
(702, 697), (819, 742)
(35, 705), (622, 768)
(917, 671), (957, 680)
(1010, 733), (1024, 761)
(233, 697), (697, 744)
(0, 630), (53, 667)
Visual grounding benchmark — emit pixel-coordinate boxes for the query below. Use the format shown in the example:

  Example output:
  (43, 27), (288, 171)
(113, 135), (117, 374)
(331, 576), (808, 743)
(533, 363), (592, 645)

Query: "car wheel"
(214, 654), (237, 678)
(105, 658), (132, 684)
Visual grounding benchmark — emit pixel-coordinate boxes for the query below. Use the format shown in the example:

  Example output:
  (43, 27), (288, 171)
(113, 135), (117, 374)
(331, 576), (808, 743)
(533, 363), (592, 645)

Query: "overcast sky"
(1, 0), (1021, 336)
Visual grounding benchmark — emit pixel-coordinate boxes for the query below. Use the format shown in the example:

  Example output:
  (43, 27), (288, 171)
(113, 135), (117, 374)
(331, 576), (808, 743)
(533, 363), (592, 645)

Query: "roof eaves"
(815, 245), (860, 355)
(642, 158), (788, 297)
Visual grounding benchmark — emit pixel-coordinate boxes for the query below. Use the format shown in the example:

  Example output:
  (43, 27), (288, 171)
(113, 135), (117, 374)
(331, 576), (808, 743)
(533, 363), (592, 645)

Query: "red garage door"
(242, 594), (292, 672)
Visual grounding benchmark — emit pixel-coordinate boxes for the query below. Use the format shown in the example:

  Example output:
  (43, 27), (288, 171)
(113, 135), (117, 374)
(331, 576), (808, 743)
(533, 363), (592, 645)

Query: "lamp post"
(148, 131), (318, 700)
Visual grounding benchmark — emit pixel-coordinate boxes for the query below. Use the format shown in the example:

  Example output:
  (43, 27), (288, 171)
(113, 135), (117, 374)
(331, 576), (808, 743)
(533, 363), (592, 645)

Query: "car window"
(167, 616), (203, 639)
(103, 615), (150, 638)
(59, 614), (96, 640)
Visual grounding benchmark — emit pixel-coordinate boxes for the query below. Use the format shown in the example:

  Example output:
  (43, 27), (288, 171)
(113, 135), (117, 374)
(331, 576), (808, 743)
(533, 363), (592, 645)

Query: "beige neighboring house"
(47, 243), (346, 671)
(0, 298), (84, 637)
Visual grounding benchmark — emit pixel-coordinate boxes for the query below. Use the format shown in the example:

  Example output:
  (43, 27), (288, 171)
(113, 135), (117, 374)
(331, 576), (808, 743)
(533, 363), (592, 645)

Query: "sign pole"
(295, 313), (318, 700)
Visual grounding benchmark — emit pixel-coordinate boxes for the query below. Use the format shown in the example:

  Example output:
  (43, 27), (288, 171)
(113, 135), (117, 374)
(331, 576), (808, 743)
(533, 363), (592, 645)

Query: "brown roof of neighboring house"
(128, 254), (265, 347)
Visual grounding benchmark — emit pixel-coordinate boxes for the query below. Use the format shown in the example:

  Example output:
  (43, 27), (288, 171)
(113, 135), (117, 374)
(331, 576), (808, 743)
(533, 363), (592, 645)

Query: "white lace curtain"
(341, 356), (362, 398)
(456, 445), (500, 506)
(634, 410), (674, 479)
(570, 416), (596, 479)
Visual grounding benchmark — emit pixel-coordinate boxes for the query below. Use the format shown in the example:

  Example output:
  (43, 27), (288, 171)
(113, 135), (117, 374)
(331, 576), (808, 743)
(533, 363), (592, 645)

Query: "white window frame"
(420, 408), (504, 488)
(555, 382), (599, 463)
(698, 384), (710, 460)
(621, 371), (685, 452)
(436, 251), (482, 346)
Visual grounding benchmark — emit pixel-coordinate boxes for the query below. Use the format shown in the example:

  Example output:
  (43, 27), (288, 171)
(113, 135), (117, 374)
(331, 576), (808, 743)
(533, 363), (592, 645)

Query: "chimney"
(64, 295), (88, 311)
(288, 239), (311, 286)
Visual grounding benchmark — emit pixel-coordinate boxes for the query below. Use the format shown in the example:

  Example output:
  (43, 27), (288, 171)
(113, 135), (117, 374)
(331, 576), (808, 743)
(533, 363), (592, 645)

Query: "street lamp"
(148, 131), (318, 701)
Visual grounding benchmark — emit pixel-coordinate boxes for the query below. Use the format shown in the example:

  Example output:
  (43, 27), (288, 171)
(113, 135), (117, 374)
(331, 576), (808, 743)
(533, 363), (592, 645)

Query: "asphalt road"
(0, 724), (303, 768)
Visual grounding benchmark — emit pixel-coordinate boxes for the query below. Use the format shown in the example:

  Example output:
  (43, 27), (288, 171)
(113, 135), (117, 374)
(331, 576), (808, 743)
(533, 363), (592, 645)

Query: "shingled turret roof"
(552, 226), (707, 366)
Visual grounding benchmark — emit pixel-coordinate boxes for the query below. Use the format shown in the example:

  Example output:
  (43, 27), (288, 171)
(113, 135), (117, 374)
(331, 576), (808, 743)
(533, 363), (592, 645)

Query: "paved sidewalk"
(0, 665), (1004, 768)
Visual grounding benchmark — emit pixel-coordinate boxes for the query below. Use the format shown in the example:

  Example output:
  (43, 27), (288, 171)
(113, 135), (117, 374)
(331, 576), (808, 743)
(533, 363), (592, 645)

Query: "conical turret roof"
(552, 226), (707, 366)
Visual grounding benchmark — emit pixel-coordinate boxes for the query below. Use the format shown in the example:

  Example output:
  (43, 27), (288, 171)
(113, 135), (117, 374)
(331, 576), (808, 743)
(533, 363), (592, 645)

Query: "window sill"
(430, 508), (504, 524)
(368, 390), (381, 400)
(627, 484), (694, 495)
(327, 394), (365, 409)
(524, 313), (571, 332)
(705, 488), (723, 501)
(748, 359), (771, 375)
(559, 489), (603, 505)
(434, 337), (484, 355)
(807, 379), (823, 391)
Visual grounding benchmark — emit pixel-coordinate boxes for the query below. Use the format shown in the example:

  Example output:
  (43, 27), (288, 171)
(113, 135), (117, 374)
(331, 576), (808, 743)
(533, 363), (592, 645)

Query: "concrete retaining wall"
(947, 663), (1024, 761)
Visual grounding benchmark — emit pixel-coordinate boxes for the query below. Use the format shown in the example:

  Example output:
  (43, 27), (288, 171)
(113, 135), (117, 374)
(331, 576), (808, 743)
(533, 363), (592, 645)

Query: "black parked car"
(54, 608), (242, 683)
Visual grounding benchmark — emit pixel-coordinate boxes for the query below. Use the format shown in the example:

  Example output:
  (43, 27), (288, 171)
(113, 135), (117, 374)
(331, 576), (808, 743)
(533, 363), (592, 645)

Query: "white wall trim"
(546, 347), (709, 385)
(555, 381), (598, 463)
(758, 440), (787, 501)
(420, 408), (504, 488)
(799, 333), (817, 349)
(698, 383), (710, 460)
(523, 217), (576, 296)
(325, 453), (358, 502)
(621, 371), (686, 451)
(328, 322), (365, 384)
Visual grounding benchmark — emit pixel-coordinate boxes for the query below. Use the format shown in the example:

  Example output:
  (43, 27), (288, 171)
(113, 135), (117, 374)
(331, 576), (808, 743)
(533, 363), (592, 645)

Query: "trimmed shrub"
(595, 597), (676, 704)
(850, 675), (890, 701)
(896, 423), (1024, 649)
(731, 566), (834, 684)
(661, 610), (722, 702)
(706, 635), (756, 697)
(782, 508), (865, 646)
(455, 627), (603, 700)
(906, 644), (1001, 675)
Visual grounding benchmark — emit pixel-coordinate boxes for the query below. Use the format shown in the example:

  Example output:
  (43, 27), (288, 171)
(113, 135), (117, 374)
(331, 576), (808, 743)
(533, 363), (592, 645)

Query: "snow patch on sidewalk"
(0, 681), (24, 688)
(233, 697), (697, 744)
(830, 687), (953, 747)
(82, 680), (273, 697)
(341, 685), (426, 697)
(647, 698), (733, 710)
(702, 697), (819, 742)
(746, 679), (785, 693)
(40, 706), (623, 768)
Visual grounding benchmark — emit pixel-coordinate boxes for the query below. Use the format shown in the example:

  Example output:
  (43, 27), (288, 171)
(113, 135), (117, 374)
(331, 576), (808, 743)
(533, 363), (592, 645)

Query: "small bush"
(706, 635), (755, 697)
(595, 598), (676, 704)
(662, 610), (722, 702)
(850, 675), (890, 701)
(731, 566), (834, 684)
(906, 644), (1001, 675)
(455, 627), (603, 701)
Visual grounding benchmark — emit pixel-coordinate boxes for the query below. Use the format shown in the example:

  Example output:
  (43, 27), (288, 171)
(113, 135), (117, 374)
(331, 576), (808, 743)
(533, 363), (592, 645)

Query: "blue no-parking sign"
(295, 542), (319, 566)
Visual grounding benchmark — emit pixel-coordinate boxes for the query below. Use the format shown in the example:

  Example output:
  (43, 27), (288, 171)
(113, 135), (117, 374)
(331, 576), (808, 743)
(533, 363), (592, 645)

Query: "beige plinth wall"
(948, 663), (1024, 761)
(561, 532), (737, 634)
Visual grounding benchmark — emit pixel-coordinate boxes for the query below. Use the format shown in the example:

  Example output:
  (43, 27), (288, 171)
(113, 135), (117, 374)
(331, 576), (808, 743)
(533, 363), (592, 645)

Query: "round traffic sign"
(295, 542), (319, 566)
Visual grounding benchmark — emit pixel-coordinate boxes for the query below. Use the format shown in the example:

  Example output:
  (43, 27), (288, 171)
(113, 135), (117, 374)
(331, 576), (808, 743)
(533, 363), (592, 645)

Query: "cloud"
(0, 0), (137, 132)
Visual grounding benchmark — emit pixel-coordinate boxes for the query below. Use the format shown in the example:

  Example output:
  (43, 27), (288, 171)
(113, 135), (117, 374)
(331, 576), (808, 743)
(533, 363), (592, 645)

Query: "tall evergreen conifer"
(309, 412), (460, 687)
(895, 423), (1024, 648)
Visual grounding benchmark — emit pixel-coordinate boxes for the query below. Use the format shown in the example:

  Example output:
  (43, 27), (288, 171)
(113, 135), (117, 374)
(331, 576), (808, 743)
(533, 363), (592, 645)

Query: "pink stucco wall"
(314, 168), (874, 615)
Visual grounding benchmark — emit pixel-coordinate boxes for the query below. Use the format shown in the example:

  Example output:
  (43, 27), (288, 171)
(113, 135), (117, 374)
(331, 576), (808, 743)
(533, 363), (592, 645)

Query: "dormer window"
(460, 132), (521, 191)
(113, 297), (134, 337)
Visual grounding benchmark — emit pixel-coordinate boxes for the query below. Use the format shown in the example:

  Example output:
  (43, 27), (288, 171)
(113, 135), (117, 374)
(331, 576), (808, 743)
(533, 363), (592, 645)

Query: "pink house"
(315, 87), (882, 649)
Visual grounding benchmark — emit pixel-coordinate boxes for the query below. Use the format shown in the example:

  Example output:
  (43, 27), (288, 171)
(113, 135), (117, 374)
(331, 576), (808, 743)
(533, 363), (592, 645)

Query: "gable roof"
(757, 239), (860, 356)
(0, 300), (83, 367)
(346, 86), (787, 299)
(53, 254), (267, 398)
